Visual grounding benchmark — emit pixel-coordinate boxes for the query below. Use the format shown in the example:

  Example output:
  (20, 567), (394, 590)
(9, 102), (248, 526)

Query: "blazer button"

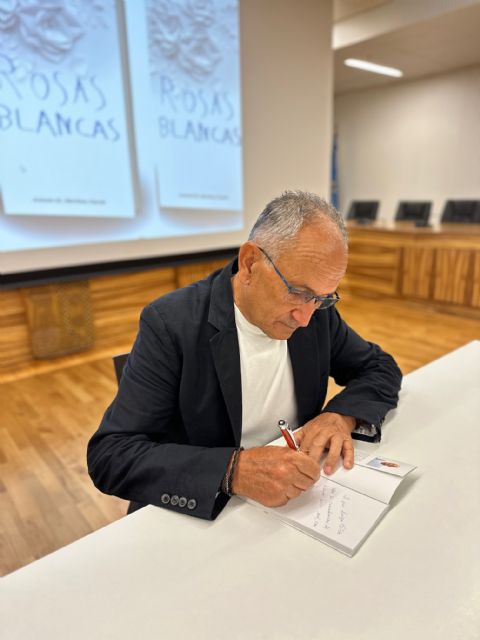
(178, 497), (187, 508)
(161, 493), (170, 504)
(170, 495), (179, 506)
(187, 499), (197, 510)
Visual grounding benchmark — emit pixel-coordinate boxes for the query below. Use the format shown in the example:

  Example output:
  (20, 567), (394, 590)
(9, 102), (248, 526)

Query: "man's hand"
(295, 412), (356, 475)
(232, 446), (320, 507)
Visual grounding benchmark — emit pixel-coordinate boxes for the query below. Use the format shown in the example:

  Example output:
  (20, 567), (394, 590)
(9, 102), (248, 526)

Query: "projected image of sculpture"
(144, 0), (243, 211)
(0, 0), (135, 218)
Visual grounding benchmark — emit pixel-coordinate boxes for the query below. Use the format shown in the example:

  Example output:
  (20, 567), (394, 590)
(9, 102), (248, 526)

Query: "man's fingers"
(291, 470), (317, 491)
(301, 436), (329, 463)
(285, 486), (302, 501)
(293, 428), (304, 446)
(323, 436), (343, 474)
(300, 433), (355, 474)
(298, 429), (319, 455)
(342, 438), (355, 469)
(292, 451), (321, 481)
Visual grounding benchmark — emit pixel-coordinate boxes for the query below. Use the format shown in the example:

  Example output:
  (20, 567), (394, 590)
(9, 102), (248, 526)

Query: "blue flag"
(331, 132), (339, 209)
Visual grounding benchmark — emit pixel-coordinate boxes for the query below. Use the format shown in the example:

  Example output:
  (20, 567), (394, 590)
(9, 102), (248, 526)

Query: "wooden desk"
(344, 221), (480, 313)
(2, 342), (479, 640)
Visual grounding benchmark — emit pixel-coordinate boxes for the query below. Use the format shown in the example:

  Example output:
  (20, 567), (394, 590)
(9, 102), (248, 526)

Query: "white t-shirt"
(234, 304), (298, 449)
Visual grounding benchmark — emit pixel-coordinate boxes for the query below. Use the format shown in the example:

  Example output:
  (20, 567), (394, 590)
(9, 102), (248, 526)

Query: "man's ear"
(237, 242), (258, 284)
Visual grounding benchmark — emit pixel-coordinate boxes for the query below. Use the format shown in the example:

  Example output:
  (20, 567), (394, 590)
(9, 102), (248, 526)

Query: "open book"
(248, 447), (416, 557)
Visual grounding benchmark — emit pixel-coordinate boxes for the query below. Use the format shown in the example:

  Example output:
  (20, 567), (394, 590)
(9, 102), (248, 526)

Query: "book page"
(262, 477), (388, 556)
(323, 462), (403, 505)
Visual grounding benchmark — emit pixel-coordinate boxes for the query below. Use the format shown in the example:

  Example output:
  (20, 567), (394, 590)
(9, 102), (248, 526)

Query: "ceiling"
(334, 2), (480, 94)
(333, 0), (390, 23)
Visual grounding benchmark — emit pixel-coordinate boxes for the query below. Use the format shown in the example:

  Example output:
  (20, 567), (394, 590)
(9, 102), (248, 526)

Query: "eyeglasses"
(258, 247), (340, 310)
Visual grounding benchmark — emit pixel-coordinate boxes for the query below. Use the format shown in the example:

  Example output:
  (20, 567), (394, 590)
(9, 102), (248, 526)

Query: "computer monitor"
(395, 201), (432, 223)
(347, 201), (379, 222)
(441, 200), (480, 223)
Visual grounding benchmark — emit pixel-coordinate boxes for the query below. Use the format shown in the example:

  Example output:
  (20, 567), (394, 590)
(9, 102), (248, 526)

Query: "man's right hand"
(232, 446), (320, 507)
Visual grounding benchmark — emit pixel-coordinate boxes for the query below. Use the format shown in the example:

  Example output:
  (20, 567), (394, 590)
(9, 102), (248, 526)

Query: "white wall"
(241, 0), (333, 224)
(335, 65), (480, 221)
(333, 0), (479, 48)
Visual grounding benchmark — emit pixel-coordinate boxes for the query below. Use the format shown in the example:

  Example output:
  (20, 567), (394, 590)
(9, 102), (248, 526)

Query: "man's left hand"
(295, 412), (356, 475)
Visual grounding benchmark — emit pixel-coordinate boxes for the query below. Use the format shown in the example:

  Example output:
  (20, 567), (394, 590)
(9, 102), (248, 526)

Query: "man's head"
(233, 191), (348, 339)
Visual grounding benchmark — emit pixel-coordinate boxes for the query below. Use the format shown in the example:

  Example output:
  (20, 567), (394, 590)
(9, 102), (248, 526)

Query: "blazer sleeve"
(321, 308), (402, 436)
(87, 304), (234, 520)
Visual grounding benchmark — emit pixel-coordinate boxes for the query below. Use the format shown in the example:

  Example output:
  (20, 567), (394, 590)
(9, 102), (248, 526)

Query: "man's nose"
(290, 303), (316, 327)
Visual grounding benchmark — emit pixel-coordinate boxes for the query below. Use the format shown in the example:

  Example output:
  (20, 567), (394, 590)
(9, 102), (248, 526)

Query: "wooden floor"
(1, 293), (479, 576)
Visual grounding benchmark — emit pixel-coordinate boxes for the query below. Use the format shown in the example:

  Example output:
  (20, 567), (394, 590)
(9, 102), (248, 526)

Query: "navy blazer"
(87, 259), (402, 520)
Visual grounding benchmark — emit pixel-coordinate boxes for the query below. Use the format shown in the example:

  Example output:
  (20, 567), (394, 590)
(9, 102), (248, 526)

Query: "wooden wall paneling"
(0, 290), (31, 373)
(89, 267), (177, 349)
(21, 281), (94, 358)
(343, 241), (400, 295)
(176, 259), (231, 288)
(2, 235), (479, 379)
(433, 249), (471, 305)
(345, 223), (480, 314)
(0, 267), (177, 377)
(400, 247), (434, 299)
(0, 261), (228, 378)
(471, 252), (480, 308)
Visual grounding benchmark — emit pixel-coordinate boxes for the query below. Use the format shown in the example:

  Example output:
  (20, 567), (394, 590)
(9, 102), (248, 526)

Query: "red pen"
(278, 419), (299, 451)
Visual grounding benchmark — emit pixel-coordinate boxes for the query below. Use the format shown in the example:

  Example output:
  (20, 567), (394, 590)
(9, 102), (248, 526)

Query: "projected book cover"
(126, 0), (243, 211)
(0, 0), (135, 217)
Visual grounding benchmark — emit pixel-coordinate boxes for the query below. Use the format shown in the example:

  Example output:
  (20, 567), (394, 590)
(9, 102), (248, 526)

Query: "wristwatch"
(354, 418), (382, 442)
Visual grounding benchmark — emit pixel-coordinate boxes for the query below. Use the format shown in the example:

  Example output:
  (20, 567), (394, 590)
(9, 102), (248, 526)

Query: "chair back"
(347, 200), (379, 222)
(395, 201), (431, 223)
(441, 200), (480, 223)
(113, 353), (129, 385)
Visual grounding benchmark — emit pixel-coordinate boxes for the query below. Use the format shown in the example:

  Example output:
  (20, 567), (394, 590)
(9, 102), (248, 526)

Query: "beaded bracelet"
(222, 447), (244, 496)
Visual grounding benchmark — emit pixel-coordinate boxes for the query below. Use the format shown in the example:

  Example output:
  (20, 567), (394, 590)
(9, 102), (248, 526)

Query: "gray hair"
(248, 190), (347, 258)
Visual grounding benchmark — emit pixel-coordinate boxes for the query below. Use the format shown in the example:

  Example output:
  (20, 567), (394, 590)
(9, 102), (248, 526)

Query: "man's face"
(236, 221), (348, 339)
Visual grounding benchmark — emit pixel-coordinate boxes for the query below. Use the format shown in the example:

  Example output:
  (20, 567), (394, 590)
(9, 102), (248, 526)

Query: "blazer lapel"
(288, 327), (324, 425)
(210, 328), (242, 446)
(208, 259), (242, 446)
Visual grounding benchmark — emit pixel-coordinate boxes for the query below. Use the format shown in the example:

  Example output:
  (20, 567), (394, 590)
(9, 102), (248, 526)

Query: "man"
(88, 191), (402, 520)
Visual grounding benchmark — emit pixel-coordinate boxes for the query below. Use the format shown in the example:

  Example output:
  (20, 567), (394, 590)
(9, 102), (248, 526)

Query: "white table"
(2, 342), (480, 640)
